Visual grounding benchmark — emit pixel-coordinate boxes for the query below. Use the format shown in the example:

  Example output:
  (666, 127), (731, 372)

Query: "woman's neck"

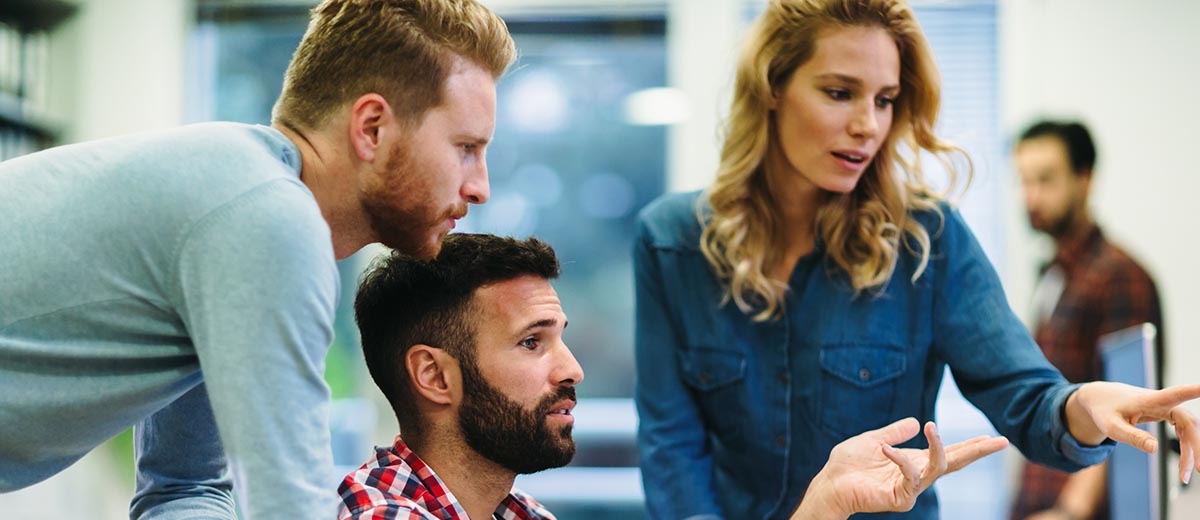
(763, 147), (822, 281)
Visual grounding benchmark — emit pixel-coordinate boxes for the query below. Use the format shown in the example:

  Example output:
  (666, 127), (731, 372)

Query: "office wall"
(999, 0), (1200, 395)
(53, 0), (191, 142)
(483, 0), (741, 192)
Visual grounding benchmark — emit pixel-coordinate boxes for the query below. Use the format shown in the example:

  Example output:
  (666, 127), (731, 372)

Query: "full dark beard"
(1030, 188), (1088, 239)
(1043, 211), (1074, 238)
(1029, 201), (1080, 239)
(457, 358), (576, 474)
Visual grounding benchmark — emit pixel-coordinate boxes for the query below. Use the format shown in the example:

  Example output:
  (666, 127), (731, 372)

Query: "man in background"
(0, 1), (513, 518)
(1010, 120), (1165, 520)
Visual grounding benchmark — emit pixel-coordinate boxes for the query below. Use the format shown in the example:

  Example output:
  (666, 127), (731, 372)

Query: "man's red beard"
(360, 141), (465, 259)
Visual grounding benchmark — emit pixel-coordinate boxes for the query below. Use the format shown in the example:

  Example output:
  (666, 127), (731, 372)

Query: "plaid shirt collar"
(338, 435), (556, 520)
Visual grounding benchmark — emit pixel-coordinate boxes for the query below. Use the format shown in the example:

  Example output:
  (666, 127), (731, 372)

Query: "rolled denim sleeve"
(1048, 384), (1115, 467)
(930, 208), (1112, 471)
(633, 214), (724, 519)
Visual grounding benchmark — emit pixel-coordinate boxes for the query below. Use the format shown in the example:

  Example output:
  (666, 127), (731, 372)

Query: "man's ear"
(406, 345), (459, 406)
(348, 93), (394, 163)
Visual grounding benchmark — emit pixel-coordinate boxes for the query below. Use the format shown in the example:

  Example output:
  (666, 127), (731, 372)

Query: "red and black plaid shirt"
(1010, 224), (1163, 520)
(338, 436), (557, 520)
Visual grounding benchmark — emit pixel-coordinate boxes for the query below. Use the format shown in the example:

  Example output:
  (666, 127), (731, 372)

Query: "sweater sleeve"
(166, 179), (340, 519)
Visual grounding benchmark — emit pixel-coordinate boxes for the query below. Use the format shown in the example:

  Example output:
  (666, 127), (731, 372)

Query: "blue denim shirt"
(633, 191), (1112, 520)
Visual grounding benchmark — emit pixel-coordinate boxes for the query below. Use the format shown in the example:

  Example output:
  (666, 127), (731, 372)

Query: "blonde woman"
(633, 0), (1200, 518)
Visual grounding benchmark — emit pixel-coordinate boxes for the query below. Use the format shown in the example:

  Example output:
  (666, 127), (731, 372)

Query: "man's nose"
(463, 162), (490, 204)
(555, 343), (585, 386)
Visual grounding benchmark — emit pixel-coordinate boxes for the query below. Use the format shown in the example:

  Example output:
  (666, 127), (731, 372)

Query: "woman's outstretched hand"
(790, 417), (1009, 520)
(1066, 382), (1200, 484)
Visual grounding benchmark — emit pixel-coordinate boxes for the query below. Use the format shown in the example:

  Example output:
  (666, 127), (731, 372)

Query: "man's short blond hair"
(272, 0), (516, 130)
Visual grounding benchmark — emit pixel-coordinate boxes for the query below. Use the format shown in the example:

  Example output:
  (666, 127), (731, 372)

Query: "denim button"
(776, 435), (786, 448)
(858, 368), (871, 382)
(699, 372), (709, 384)
(778, 370), (788, 384)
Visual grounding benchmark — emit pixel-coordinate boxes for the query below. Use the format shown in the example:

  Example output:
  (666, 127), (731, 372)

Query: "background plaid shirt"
(338, 436), (557, 520)
(1010, 225), (1163, 520)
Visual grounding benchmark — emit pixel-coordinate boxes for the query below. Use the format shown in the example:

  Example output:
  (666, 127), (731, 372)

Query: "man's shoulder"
(335, 447), (558, 520)
(166, 122), (306, 196)
(1090, 234), (1158, 286)
(2, 122), (307, 221)
(105, 121), (297, 174)
(167, 121), (294, 158)
(508, 488), (558, 519)
(339, 495), (437, 520)
(96, 122), (318, 240)
(167, 123), (325, 243)
(338, 497), (437, 520)
(337, 460), (440, 520)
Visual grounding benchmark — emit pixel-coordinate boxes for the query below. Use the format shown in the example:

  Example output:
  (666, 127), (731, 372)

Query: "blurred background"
(1, 0), (1198, 518)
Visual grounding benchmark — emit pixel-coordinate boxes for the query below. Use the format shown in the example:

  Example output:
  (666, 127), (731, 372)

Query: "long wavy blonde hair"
(700, 0), (970, 321)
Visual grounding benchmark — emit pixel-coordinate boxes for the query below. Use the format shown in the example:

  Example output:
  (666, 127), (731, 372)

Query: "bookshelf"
(0, 0), (77, 160)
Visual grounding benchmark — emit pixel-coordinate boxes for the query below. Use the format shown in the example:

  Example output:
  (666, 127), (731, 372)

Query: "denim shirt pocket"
(818, 344), (907, 439)
(679, 348), (748, 440)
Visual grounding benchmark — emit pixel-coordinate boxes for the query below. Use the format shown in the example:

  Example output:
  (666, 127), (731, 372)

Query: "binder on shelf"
(0, 0), (77, 161)
(0, 21), (16, 97)
(23, 31), (49, 117)
(10, 23), (21, 97)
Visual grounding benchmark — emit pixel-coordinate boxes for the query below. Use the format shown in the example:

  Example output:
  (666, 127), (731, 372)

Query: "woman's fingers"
(1179, 435), (1195, 485)
(943, 435), (1010, 474)
(882, 443), (920, 491)
(1140, 385), (1200, 415)
(1104, 418), (1159, 454)
(918, 422), (947, 490)
(870, 417), (922, 446)
(1171, 407), (1200, 484)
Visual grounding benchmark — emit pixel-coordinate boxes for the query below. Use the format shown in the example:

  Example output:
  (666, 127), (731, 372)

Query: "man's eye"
(519, 337), (538, 350)
(461, 144), (477, 153)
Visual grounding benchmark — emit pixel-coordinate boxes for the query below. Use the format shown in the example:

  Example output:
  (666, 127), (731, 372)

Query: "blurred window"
(457, 16), (667, 399)
(192, 4), (666, 401)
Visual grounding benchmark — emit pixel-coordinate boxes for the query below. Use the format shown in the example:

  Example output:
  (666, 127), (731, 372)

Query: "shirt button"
(699, 372), (709, 384)
(776, 435), (787, 448)
(778, 370), (788, 384)
(859, 368), (871, 382)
